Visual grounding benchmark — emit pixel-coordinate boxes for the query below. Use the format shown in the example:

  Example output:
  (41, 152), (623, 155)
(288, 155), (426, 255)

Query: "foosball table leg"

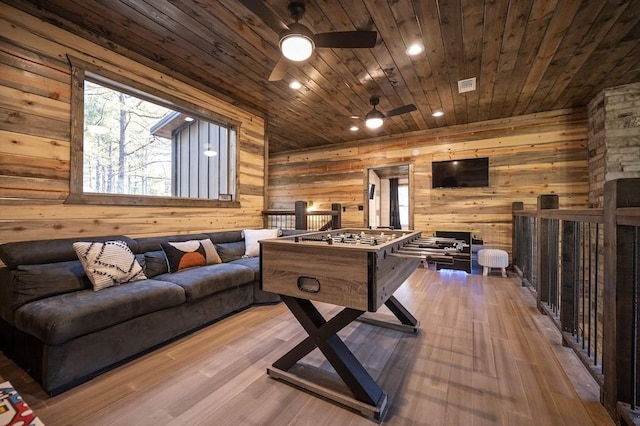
(357, 295), (420, 334)
(268, 296), (388, 420)
(385, 296), (418, 327)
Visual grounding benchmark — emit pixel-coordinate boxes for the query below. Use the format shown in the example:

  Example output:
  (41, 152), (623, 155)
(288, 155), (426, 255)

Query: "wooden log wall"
(587, 91), (606, 208)
(268, 108), (590, 256)
(0, 4), (266, 246)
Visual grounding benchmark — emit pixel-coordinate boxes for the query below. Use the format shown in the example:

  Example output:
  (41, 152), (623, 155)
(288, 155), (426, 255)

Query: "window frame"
(65, 55), (241, 208)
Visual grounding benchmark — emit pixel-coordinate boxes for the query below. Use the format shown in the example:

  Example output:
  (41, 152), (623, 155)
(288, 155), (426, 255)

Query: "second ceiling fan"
(238, 1), (377, 81)
(364, 96), (417, 129)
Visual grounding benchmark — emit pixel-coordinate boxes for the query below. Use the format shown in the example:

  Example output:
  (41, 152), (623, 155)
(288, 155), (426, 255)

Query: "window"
(67, 57), (239, 207)
(398, 183), (409, 230)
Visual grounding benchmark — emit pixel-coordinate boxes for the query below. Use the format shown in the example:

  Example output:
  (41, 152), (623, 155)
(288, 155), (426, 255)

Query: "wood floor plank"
(491, 336), (533, 422)
(0, 268), (614, 425)
(470, 371), (505, 425)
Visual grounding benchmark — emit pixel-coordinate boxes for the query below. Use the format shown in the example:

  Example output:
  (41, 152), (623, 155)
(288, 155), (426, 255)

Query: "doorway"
(366, 164), (412, 230)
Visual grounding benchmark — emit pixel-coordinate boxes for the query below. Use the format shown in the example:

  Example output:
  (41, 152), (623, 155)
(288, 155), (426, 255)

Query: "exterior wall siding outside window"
(173, 121), (236, 200)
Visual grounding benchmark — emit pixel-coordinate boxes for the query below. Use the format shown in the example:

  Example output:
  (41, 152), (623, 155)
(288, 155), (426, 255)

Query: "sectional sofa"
(0, 229), (286, 395)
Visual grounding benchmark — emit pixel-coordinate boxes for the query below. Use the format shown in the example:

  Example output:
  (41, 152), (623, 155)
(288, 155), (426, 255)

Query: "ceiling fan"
(238, 1), (377, 81)
(364, 96), (417, 129)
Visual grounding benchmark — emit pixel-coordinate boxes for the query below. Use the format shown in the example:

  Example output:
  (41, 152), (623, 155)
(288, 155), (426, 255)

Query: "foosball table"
(260, 228), (432, 419)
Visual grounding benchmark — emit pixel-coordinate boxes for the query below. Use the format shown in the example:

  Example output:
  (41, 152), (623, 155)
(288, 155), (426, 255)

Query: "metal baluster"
(587, 222), (592, 358)
(632, 226), (639, 409)
(514, 216), (519, 272)
(551, 219), (560, 315)
(574, 221), (580, 339)
(555, 220), (560, 314)
(594, 222), (599, 366)
(519, 216), (524, 274)
(531, 217), (537, 288)
(552, 220), (556, 313)
(548, 220), (552, 311)
(581, 222), (586, 348)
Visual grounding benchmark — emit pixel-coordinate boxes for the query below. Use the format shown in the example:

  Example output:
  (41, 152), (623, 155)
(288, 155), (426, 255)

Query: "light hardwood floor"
(0, 268), (613, 425)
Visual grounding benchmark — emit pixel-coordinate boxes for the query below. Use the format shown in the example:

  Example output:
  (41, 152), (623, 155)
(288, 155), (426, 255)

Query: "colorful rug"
(0, 381), (43, 426)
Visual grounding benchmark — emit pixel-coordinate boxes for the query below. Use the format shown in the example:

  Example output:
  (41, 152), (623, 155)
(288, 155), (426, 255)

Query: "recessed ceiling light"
(406, 43), (424, 56)
(184, 116), (194, 122)
(289, 80), (302, 89)
(432, 110), (444, 117)
(350, 125), (359, 131)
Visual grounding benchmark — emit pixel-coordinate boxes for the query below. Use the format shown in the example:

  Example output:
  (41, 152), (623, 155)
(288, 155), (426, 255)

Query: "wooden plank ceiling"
(6, 0), (640, 153)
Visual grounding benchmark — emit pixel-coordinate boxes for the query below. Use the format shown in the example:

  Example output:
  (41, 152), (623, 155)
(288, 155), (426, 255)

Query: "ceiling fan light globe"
(365, 117), (384, 129)
(280, 28), (314, 62)
(406, 43), (424, 56)
(365, 109), (385, 129)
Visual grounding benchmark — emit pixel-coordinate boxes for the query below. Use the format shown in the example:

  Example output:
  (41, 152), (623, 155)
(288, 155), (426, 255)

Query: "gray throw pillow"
(144, 250), (169, 278)
(215, 241), (246, 263)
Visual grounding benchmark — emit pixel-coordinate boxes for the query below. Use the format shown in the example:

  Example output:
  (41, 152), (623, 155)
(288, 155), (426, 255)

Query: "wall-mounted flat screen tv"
(432, 157), (489, 188)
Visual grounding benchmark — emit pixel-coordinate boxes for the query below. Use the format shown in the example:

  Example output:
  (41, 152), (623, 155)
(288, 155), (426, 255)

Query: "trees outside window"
(83, 81), (173, 196)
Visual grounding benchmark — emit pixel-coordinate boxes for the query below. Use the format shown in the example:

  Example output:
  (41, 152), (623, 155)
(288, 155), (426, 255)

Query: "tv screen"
(432, 157), (489, 188)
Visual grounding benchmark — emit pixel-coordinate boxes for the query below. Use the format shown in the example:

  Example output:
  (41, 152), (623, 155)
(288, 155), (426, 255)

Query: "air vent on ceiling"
(458, 77), (477, 93)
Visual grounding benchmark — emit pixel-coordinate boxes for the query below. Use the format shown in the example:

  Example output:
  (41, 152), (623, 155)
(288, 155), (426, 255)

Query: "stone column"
(587, 82), (640, 208)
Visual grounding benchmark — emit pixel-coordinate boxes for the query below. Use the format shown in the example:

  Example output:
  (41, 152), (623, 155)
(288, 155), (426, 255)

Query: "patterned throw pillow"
(161, 240), (208, 272)
(73, 240), (146, 291)
(199, 238), (222, 265)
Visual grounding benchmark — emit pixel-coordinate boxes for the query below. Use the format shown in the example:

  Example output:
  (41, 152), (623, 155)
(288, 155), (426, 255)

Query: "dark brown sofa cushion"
(154, 263), (254, 302)
(13, 261), (92, 309)
(14, 279), (185, 346)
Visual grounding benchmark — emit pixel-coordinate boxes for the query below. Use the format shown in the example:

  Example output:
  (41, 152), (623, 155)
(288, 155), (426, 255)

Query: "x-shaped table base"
(267, 295), (419, 420)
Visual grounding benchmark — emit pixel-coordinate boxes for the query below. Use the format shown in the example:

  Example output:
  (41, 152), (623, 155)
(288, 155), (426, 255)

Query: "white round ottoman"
(477, 249), (509, 277)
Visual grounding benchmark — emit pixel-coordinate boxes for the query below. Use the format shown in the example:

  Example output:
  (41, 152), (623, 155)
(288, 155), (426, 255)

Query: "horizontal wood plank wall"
(268, 108), (589, 256)
(0, 4), (266, 246)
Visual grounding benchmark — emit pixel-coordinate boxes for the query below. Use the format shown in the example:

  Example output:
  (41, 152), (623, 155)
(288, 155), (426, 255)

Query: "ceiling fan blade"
(385, 104), (417, 117)
(313, 31), (377, 49)
(237, 0), (290, 33)
(268, 57), (290, 82)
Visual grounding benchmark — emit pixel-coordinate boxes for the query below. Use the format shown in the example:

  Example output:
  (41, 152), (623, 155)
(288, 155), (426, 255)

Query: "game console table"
(391, 231), (477, 273)
(260, 229), (423, 420)
(433, 231), (473, 272)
